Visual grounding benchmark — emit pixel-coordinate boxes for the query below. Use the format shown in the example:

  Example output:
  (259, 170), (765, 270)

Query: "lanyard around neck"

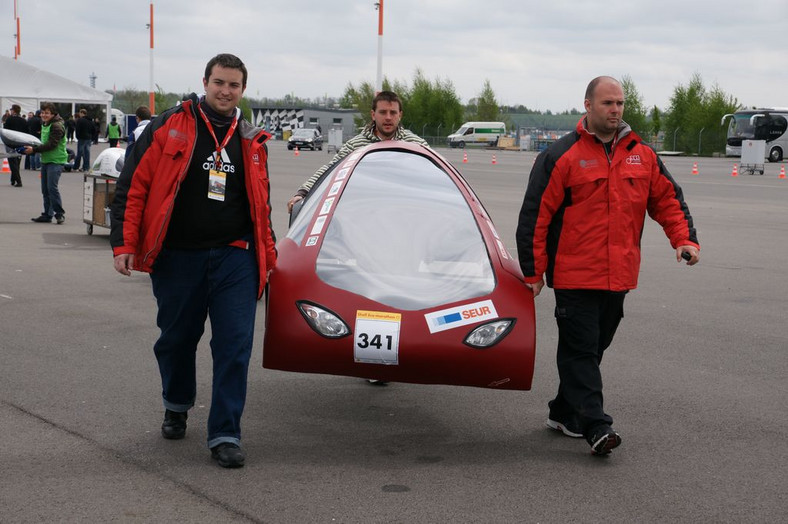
(197, 105), (239, 169)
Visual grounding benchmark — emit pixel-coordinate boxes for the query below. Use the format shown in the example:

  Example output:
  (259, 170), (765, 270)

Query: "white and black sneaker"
(546, 417), (584, 438)
(589, 426), (622, 455)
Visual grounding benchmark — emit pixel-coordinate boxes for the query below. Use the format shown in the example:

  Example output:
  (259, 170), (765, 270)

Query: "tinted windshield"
(727, 114), (755, 138)
(728, 113), (788, 142)
(315, 150), (495, 310)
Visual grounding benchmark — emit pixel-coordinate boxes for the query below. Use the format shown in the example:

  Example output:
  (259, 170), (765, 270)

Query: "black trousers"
(549, 289), (626, 438)
(8, 155), (22, 185)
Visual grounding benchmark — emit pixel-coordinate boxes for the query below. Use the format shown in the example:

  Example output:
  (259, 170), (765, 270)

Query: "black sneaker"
(366, 379), (389, 386)
(589, 426), (622, 455)
(546, 400), (584, 438)
(211, 443), (245, 468)
(55, 214), (65, 225)
(31, 215), (52, 223)
(161, 409), (188, 440)
(546, 415), (584, 438)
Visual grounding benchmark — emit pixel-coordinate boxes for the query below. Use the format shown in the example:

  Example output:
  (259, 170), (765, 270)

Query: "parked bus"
(722, 108), (788, 162)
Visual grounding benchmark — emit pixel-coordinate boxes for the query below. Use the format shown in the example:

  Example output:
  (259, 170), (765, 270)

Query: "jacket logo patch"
(626, 154), (642, 165)
(252, 153), (259, 163)
(579, 159), (599, 168)
(168, 129), (188, 142)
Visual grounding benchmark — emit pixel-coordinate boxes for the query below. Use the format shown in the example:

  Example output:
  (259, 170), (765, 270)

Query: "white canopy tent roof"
(0, 55), (112, 119)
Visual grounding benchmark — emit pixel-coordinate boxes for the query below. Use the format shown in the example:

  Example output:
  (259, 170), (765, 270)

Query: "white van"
(447, 122), (506, 148)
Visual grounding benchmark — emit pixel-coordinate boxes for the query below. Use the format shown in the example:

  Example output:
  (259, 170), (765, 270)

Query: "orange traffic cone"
(463, 151), (468, 163)
(1, 158), (10, 173)
(731, 163), (738, 177)
(779, 165), (786, 179)
(294, 146), (300, 157)
(691, 162), (699, 175)
(491, 154), (497, 165)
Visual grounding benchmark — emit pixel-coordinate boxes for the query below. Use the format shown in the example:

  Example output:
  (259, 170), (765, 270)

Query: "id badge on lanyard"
(199, 106), (239, 202)
(208, 168), (226, 201)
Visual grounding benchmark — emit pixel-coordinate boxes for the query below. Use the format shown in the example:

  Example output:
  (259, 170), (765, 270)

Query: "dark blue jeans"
(150, 240), (259, 448)
(74, 139), (91, 170)
(40, 163), (65, 218)
(550, 289), (626, 439)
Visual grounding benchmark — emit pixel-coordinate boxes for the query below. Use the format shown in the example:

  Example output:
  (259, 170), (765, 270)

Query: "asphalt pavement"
(1, 140), (786, 523)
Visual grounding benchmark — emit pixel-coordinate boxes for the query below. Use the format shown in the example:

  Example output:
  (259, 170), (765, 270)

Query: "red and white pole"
(13, 0), (20, 59)
(375, 0), (384, 93)
(148, 2), (155, 114)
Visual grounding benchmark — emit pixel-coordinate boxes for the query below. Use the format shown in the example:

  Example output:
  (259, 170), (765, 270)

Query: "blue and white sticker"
(424, 299), (498, 334)
(328, 180), (343, 197)
(319, 197), (335, 216)
(309, 215), (327, 236)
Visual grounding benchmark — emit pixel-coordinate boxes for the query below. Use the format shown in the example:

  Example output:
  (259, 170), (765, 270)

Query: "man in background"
(106, 116), (122, 148)
(3, 104), (28, 187)
(74, 109), (93, 171)
(24, 102), (68, 224)
(124, 105), (152, 160)
(26, 110), (42, 171)
(286, 91), (429, 213)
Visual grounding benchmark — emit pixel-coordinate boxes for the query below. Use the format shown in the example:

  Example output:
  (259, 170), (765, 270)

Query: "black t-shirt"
(75, 117), (93, 140)
(4, 114), (28, 134)
(164, 113), (252, 249)
(27, 116), (42, 137)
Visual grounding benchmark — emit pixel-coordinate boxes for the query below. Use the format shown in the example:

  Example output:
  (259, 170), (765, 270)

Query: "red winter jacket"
(516, 118), (699, 291)
(110, 95), (276, 298)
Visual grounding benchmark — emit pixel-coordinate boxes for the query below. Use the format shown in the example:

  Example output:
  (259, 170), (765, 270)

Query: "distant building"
(251, 107), (359, 141)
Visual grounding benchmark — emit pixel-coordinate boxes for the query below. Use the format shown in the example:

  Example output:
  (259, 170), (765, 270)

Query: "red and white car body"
(263, 142), (535, 390)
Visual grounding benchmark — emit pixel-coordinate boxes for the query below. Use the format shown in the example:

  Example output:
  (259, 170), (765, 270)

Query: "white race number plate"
(354, 310), (401, 365)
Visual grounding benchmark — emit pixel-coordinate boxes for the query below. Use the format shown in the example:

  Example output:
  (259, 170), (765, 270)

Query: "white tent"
(0, 55), (112, 119)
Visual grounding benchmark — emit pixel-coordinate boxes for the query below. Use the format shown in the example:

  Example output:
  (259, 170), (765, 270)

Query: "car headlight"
(463, 319), (515, 348)
(297, 301), (350, 338)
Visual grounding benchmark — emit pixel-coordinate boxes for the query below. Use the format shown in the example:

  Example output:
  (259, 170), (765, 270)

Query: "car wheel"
(458, 141), (465, 149)
(768, 147), (783, 162)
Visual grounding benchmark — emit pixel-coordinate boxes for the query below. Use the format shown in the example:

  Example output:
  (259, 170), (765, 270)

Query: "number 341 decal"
(354, 310), (401, 365)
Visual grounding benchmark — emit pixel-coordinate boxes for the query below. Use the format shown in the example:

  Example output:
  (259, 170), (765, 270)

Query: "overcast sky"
(4, 1), (788, 113)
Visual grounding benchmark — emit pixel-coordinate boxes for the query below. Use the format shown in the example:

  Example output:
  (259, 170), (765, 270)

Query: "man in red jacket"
(110, 54), (276, 468)
(516, 76), (699, 456)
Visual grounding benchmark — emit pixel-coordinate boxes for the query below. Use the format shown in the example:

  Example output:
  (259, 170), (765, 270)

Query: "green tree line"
(111, 72), (741, 156)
